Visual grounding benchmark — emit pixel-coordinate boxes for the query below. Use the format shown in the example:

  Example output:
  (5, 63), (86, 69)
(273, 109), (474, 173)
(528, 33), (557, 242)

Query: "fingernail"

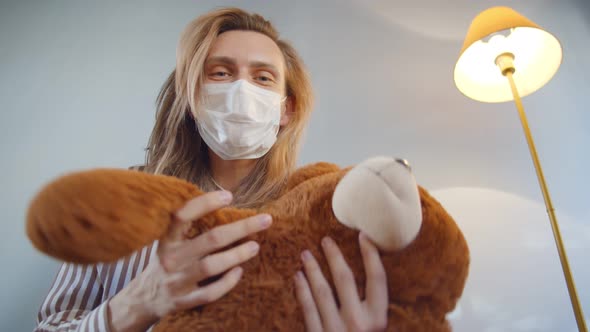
(259, 214), (272, 228)
(219, 190), (233, 203)
(294, 270), (303, 281)
(359, 232), (369, 244)
(248, 241), (260, 254)
(301, 250), (312, 261)
(321, 236), (333, 248)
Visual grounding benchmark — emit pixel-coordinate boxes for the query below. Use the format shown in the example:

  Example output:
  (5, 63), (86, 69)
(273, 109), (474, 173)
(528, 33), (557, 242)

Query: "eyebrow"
(206, 56), (281, 78)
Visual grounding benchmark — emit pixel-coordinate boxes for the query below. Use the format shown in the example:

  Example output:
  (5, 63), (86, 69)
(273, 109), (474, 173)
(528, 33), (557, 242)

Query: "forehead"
(207, 30), (285, 70)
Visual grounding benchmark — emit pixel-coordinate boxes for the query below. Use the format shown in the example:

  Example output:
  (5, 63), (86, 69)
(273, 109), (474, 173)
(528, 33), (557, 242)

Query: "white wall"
(1, 1), (588, 331)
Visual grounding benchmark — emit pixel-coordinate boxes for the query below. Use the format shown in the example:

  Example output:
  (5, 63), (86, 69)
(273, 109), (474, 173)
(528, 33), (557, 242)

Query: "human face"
(203, 30), (292, 125)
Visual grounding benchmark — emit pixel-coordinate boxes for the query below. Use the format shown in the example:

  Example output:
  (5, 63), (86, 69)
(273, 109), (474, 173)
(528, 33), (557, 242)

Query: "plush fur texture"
(27, 161), (469, 331)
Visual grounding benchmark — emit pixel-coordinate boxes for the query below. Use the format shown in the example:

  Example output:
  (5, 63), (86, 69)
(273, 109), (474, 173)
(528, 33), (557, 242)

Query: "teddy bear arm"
(26, 169), (202, 264)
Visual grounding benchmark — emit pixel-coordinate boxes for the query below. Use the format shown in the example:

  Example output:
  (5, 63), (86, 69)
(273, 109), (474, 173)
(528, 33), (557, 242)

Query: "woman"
(35, 7), (388, 332)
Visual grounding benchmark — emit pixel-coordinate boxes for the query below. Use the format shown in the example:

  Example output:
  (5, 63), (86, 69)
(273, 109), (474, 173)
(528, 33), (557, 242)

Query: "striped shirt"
(35, 241), (159, 332)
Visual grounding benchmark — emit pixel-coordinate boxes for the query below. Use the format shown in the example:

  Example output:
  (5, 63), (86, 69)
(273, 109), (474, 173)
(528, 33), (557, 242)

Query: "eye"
(255, 72), (276, 84)
(211, 71), (230, 77)
(207, 66), (232, 81)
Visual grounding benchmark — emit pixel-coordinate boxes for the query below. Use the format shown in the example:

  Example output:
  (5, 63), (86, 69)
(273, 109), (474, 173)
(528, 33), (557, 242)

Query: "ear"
(280, 96), (294, 127)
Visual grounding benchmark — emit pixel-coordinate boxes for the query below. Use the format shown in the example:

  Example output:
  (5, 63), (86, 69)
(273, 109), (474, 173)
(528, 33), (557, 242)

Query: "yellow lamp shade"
(454, 6), (563, 103)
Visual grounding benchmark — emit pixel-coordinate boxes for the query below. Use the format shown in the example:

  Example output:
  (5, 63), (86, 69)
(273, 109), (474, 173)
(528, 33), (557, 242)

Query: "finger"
(165, 191), (232, 244)
(176, 213), (272, 259)
(321, 236), (362, 315)
(300, 250), (341, 330)
(171, 241), (260, 290)
(359, 232), (388, 312)
(294, 270), (323, 332)
(175, 190), (233, 223)
(174, 266), (243, 309)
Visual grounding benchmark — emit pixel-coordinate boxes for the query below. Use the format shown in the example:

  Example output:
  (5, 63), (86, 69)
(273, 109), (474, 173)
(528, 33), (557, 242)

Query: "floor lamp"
(453, 6), (587, 332)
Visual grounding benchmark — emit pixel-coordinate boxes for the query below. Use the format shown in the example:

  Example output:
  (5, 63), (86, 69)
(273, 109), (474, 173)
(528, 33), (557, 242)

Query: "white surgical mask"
(192, 79), (285, 160)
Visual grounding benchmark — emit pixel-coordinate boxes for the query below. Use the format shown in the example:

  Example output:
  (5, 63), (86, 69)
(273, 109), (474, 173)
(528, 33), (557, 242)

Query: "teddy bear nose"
(395, 158), (412, 172)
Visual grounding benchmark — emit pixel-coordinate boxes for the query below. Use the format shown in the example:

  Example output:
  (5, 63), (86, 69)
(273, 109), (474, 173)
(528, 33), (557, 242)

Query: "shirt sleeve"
(34, 262), (112, 332)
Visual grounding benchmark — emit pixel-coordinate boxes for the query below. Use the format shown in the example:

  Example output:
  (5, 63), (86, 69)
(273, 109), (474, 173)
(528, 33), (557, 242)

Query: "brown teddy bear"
(26, 156), (469, 331)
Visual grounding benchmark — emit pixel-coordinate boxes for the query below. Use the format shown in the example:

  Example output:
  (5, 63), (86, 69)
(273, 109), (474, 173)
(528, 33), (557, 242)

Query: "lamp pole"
(496, 52), (587, 332)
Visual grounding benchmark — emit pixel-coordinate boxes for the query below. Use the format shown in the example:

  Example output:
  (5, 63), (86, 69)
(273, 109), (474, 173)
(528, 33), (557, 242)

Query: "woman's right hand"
(108, 190), (272, 332)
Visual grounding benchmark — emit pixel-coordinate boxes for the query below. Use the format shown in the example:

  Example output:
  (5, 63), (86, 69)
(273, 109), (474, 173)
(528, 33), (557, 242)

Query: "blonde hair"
(143, 7), (314, 208)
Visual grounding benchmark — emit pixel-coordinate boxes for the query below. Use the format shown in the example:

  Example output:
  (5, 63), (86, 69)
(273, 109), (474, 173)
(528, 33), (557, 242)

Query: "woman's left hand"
(294, 232), (388, 332)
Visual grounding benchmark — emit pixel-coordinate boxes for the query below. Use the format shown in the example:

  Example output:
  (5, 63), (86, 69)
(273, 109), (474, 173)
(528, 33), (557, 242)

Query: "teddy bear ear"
(332, 156), (423, 252)
(26, 169), (201, 264)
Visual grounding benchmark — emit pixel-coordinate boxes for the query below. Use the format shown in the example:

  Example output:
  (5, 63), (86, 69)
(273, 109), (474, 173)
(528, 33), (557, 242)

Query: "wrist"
(108, 275), (158, 332)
